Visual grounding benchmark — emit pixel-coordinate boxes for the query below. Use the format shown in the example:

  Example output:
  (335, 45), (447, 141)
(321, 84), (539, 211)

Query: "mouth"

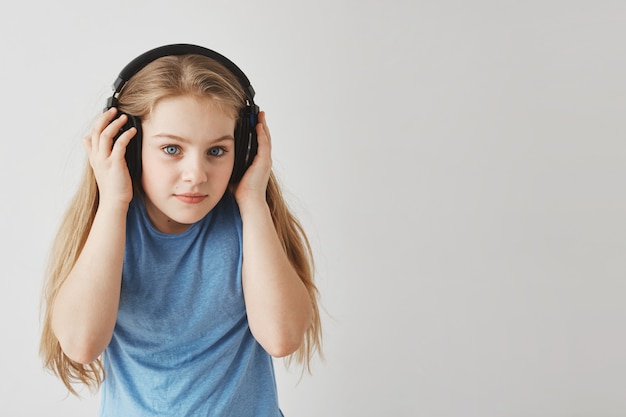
(174, 193), (208, 204)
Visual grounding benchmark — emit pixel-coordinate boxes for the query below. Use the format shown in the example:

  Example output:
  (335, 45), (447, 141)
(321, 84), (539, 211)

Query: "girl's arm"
(235, 112), (313, 357)
(51, 109), (136, 365)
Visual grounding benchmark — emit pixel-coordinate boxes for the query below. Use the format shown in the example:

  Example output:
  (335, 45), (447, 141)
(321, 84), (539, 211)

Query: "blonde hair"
(40, 54), (322, 395)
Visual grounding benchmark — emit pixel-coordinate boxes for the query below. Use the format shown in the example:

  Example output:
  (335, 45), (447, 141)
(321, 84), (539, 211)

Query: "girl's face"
(140, 95), (236, 234)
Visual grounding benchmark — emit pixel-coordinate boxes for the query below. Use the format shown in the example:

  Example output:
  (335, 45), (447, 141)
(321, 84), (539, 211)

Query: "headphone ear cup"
(125, 115), (143, 187)
(230, 105), (258, 183)
(112, 112), (143, 187)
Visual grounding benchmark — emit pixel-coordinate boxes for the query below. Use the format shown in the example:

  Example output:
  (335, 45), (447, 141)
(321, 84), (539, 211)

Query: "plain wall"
(1, 1), (625, 416)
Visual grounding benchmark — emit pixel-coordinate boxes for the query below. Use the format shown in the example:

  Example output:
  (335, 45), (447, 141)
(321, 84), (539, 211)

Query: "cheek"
(140, 155), (170, 191)
(223, 155), (237, 181)
(210, 165), (233, 190)
(213, 153), (235, 177)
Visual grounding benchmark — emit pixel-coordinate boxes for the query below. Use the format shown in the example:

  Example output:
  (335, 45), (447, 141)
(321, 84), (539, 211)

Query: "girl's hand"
(83, 108), (136, 206)
(234, 111), (272, 207)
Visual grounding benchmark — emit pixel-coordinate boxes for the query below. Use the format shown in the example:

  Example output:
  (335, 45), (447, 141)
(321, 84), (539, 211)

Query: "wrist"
(236, 195), (270, 217)
(97, 198), (131, 215)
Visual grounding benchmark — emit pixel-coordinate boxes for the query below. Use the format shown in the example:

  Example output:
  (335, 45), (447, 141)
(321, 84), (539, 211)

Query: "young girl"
(39, 44), (322, 416)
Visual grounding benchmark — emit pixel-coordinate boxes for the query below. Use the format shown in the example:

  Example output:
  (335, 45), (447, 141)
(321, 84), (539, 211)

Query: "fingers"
(257, 110), (271, 146)
(111, 125), (137, 158)
(98, 110), (129, 154)
(255, 111), (272, 159)
(250, 110), (272, 173)
(89, 107), (117, 152)
(83, 108), (136, 157)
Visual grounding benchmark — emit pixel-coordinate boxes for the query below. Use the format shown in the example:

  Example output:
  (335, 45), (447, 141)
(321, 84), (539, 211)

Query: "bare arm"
(51, 109), (136, 364)
(52, 203), (127, 364)
(235, 112), (313, 357)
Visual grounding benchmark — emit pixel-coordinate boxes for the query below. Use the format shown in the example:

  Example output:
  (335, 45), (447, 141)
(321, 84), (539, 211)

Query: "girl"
(39, 44), (322, 416)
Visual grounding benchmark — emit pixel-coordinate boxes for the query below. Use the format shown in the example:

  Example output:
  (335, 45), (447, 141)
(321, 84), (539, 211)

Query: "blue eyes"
(161, 146), (225, 157)
(209, 147), (225, 157)
(164, 145), (179, 155)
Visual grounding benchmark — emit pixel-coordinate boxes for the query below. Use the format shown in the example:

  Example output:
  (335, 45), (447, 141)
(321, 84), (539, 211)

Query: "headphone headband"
(107, 43), (256, 109)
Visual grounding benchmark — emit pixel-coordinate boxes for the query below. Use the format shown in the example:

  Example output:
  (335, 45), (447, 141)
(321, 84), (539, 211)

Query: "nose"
(181, 154), (208, 184)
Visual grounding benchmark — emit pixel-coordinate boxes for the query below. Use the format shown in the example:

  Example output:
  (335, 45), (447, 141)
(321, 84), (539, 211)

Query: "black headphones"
(105, 43), (259, 184)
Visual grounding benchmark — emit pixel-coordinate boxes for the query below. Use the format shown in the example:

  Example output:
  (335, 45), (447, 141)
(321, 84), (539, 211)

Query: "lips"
(174, 193), (207, 204)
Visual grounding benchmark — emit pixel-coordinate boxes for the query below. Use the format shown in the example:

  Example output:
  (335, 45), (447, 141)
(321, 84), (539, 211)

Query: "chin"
(172, 208), (213, 225)
(145, 195), (222, 233)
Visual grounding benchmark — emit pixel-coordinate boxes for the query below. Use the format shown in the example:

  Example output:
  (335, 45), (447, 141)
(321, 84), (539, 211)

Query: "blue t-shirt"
(100, 193), (283, 416)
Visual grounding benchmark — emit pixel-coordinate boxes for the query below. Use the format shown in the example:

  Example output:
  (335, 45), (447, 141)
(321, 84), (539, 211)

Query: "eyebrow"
(151, 133), (235, 144)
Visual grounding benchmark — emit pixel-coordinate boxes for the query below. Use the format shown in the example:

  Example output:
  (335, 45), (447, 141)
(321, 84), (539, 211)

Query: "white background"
(1, 1), (625, 416)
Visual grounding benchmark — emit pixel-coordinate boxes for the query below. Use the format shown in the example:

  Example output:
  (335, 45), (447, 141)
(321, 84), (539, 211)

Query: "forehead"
(143, 95), (237, 138)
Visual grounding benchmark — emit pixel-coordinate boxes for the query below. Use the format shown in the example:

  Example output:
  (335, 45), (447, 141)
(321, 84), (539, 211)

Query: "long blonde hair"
(40, 54), (322, 395)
